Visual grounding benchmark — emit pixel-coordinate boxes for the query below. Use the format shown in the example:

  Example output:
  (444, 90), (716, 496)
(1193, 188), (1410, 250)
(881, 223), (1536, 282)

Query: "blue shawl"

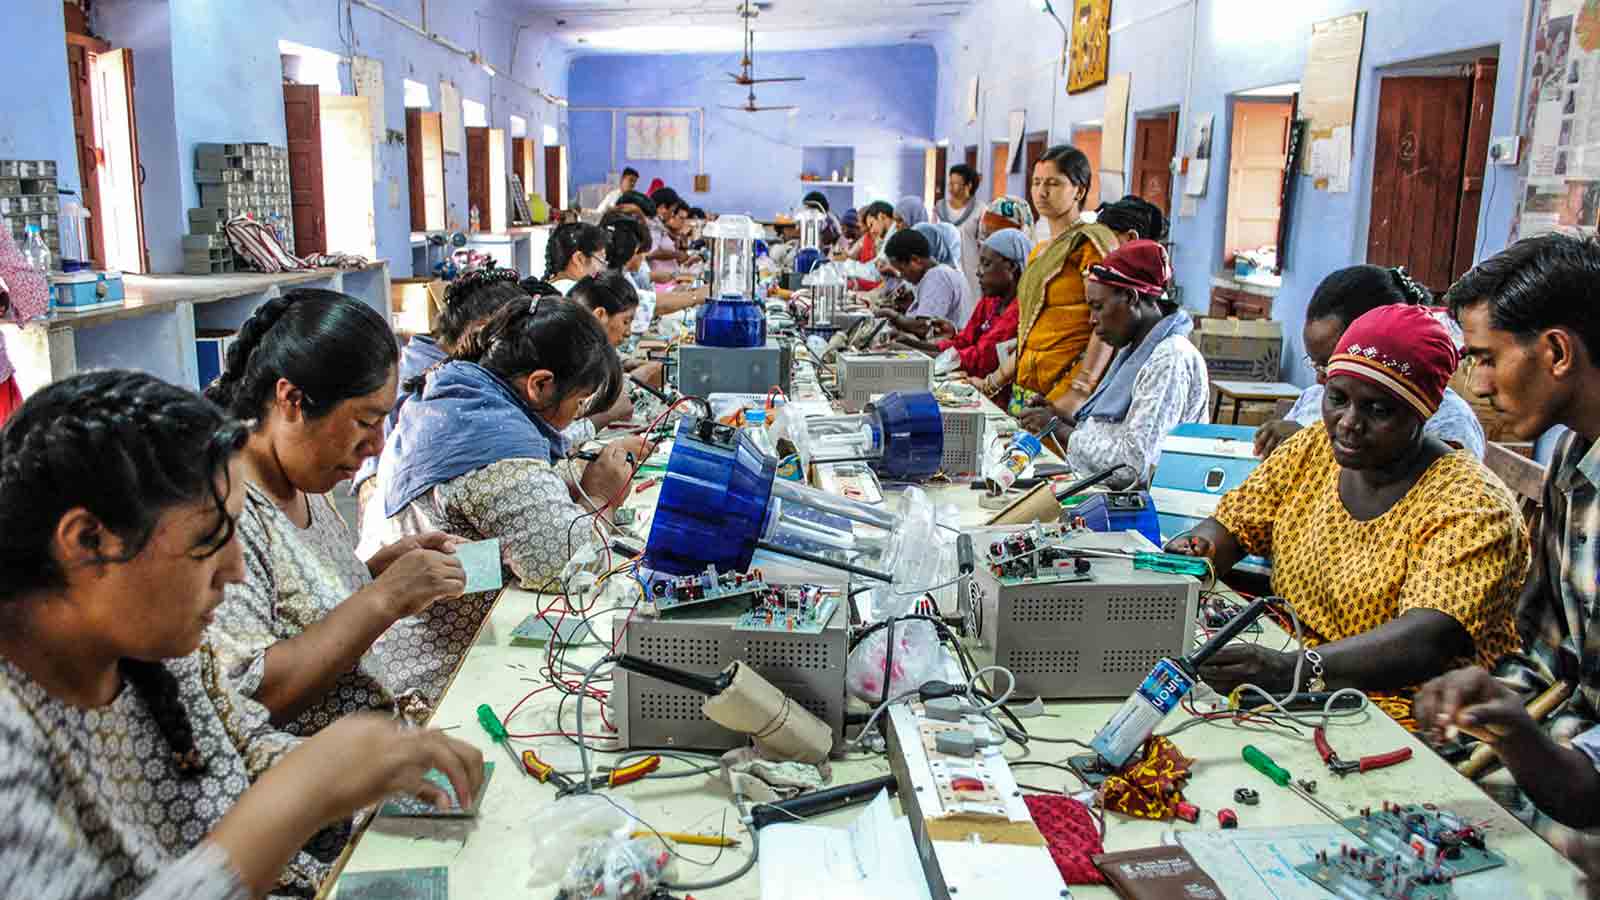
(380, 360), (569, 517)
(351, 335), (447, 491)
(1073, 310), (1194, 424)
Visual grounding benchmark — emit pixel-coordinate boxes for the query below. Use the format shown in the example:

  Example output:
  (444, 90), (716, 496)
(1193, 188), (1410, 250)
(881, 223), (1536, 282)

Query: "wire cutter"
(522, 750), (662, 797)
(1313, 726), (1412, 777)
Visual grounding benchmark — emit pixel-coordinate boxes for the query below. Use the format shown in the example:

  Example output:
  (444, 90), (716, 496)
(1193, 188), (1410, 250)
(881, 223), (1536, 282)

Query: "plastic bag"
(845, 618), (943, 704)
(558, 838), (674, 900)
(528, 794), (636, 886)
(934, 346), (961, 376)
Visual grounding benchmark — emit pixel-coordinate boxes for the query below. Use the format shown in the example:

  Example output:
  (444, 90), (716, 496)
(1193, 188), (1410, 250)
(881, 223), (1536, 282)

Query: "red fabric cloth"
(0, 375), (21, 427)
(938, 294), (1019, 378)
(1023, 794), (1106, 885)
(1085, 238), (1171, 297)
(1327, 303), (1459, 419)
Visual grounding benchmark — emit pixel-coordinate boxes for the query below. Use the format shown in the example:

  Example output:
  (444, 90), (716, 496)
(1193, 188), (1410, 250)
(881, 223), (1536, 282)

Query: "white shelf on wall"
(799, 180), (855, 186)
(2, 263), (392, 397)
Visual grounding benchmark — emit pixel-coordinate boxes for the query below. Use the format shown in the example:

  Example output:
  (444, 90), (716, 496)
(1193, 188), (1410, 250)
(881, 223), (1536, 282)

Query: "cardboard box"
(391, 277), (446, 335)
(1190, 316), (1283, 382)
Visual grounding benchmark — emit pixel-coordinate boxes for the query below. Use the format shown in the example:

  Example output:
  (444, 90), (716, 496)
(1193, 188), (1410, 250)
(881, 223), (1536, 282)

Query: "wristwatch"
(1304, 649), (1326, 692)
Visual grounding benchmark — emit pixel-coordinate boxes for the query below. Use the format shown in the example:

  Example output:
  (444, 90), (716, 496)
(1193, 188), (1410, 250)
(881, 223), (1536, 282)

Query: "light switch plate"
(1489, 136), (1520, 167)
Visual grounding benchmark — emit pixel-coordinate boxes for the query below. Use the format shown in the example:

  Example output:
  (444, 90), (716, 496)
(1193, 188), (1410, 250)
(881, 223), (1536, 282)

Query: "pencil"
(631, 830), (739, 848)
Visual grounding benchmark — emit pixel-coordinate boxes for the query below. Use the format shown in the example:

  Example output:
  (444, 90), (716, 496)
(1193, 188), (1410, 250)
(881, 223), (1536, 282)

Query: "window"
(510, 114), (527, 138)
(278, 40), (341, 94)
(543, 124), (559, 147)
(463, 98), (488, 128)
(403, 78), (431, 108)
(1222, 92), (1296, 267)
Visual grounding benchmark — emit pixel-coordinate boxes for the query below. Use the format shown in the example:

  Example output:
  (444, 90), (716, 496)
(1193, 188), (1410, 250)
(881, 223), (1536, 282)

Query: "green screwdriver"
(477, 703), (526, 777)
(1242, 744), (1342, 824)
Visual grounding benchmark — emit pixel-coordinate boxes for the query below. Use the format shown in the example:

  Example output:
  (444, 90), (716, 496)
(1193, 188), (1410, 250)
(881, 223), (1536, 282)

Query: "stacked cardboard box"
(1189, 317), (1284, 383)
(0, 159), (60, 256)
(186, 143), (293, 274)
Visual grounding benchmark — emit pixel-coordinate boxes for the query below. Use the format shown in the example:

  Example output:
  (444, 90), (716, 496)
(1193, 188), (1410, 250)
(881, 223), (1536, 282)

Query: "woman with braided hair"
(545, 221), (609, 294)
(206, 289), (469, 734)
(367, 295), (644, 592)
(1253, 265), (1486, 459)
(0, 370), (483, 900)
(352, 268), (531, 520)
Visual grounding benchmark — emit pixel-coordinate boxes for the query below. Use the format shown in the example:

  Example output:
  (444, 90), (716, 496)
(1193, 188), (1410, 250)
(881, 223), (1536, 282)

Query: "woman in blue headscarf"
(894, 229), (1030, 378)
(914, 222), (964, 273)
(895, 195), (929, 228)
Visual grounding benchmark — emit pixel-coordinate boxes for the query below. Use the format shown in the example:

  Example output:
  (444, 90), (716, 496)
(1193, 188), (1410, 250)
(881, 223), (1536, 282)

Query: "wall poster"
(625, 115), (691, 161)
(1518, 0), (1600, 239)
(1067, 0), (1112, 94)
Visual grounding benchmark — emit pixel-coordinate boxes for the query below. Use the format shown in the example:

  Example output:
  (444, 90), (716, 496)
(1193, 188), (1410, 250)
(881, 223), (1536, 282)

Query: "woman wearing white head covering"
(913, 222), (963, 272)
(891, 228), (1030, 379)
(895, 195), (929, 228)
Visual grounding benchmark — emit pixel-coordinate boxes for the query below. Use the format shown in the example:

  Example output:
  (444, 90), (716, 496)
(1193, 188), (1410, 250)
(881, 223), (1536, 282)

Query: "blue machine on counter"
(1150, 422), (1271, 575)
(782, 390), (945, 481)
(1064, 491), (1163, 547)
(643, 415), (943, 586)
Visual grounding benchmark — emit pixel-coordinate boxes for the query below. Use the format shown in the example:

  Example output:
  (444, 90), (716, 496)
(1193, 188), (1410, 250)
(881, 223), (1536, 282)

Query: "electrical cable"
(661, 801), (760, 891)
(965, 665), (1015, 714)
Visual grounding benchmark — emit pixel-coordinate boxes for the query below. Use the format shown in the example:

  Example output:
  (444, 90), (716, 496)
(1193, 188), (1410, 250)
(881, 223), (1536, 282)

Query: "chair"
(1483, 440), (1547, 537)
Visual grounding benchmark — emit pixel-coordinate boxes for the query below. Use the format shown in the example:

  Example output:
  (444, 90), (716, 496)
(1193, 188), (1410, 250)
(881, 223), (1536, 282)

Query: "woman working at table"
(370, 291), (645, 595)
(891, 228), (1030, 379)
(1166, 304), (1526, 698)
(0, 370), (483, 900)
(205, 290), (468, 734)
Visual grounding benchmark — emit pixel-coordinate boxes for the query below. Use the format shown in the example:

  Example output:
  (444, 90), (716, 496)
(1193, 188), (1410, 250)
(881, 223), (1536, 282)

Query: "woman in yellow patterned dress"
(1166, 304), (1526, 697)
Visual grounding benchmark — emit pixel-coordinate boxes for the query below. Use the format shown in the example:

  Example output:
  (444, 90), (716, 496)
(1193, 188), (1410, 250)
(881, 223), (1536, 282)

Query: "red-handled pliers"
(1313, 726), (1412, 777)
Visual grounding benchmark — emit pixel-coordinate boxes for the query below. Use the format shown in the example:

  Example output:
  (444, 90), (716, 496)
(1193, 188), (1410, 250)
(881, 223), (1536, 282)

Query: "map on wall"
(1519, 0), (1600, 238)
(626, 114), (691, 161)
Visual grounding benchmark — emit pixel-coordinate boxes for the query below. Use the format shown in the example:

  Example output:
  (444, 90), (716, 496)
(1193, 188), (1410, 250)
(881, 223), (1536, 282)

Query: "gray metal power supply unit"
(676, 341), (793, 397)
(939, 406), (987, 477)
(609, 605), (848, 753)
(836, 351), (932, 412)
(961, 532), (1199, 699)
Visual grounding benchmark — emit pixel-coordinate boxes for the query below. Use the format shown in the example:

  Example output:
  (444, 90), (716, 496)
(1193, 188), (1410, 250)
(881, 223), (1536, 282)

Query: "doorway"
(932, 145), (949, 206)
(319, 96), (377, 257)
(1131, 111), (1179, 216)
(545, 145), (567, 211)
(282, 50), (378, 259)
(989, 142), (1010, 202)
(1072, 127), (1104, 210)
(1223, 98), (1295, 262)
(65, 30), (147, 272)
(1366, 59), (1497, 294)
(1023, 132), (1048, 221)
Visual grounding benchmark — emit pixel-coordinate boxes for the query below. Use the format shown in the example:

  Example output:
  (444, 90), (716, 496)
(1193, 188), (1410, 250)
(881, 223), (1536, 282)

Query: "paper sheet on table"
(454, 538), (503, 594)
(1176, 826), (1351, 900)
(758, 789), (932, 900)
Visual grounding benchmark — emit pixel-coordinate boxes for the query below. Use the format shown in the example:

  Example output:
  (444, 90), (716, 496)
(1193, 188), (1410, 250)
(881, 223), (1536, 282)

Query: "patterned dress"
(209, 485), (454, 735)
(1212, 423), (1525, 671)
(0, 644), (327, 899)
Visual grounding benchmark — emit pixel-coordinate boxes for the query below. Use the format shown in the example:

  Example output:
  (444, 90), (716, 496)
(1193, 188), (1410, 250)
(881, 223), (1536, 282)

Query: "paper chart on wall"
(625, 114), (690, 161)
(1299, 11), (1365, 189)
(1102, 73), (1131, 176)
(439, 80), (463, 155)
(1520, 0), (1600, 238)
(1182, 112), (1214, 196)
(352, 56), (385, 150)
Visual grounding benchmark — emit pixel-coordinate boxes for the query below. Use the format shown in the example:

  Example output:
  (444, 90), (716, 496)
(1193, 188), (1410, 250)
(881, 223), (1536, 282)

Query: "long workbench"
(323, 371), (1582, 899)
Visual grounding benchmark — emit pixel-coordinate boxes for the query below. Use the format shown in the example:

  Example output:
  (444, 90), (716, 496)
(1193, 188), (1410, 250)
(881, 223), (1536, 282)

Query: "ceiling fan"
(724, 1), (803, 89)
(721, 82), (798, 113)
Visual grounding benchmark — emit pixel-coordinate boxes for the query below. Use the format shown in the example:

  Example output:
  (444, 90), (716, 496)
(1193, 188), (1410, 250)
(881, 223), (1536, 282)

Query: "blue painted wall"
(567, 45), (939, 220)
(933, 0), (1533, 388)
(0, 0), (81, 221)
(69, 0), (569, 275)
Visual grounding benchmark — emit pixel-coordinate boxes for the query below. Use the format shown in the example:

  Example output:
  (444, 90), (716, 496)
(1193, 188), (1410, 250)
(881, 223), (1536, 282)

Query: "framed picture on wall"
(1067, 0), (1111, 94)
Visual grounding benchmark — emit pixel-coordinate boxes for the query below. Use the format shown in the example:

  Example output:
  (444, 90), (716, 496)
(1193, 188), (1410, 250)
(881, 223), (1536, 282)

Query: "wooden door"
(1366, 75), (1473, 293)
(1131, 112), (1178, 215)
(65, 33), (108, 268)
(406, 109), (445, 231)
(1024, 133), (1048, 220)
(964, 145), (978, 173)
(318, 95), (376, 258)
(933, 145), (949, 204)
(1224, 99), (1294, 259)
(1453, 59), (1497, 284)
(93, 49), (148, 273)
(1073, 128), (1104, 210)
(511, 137), (535, 197)
(466, 126), (489, 233)
(544, 145), (564, 211)
(989, 142), (1010, 201)
(283, 83), (326, 257)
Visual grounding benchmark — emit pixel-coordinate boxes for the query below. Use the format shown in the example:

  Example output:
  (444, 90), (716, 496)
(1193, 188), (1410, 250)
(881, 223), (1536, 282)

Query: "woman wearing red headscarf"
(1166, 303), (1527, 703)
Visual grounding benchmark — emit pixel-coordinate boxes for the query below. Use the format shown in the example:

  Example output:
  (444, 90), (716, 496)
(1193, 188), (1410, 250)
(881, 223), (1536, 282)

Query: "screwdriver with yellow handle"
(1242, 744), (1344, 825)
(476, 703), (527, 777)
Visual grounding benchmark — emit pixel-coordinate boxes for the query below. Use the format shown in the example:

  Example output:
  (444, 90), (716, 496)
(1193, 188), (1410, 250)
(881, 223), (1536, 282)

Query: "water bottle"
(23, 225), (53, 274)
(986, 418), (1055, 493)
(469, 204), (481, 232)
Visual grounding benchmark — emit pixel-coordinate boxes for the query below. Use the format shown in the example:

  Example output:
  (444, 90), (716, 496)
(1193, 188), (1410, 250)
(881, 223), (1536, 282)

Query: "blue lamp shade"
(794, 247), (823, 275)
(871, 392), (944, 480)
(644, 418), (778, 576)
(697, 293), (767, 348)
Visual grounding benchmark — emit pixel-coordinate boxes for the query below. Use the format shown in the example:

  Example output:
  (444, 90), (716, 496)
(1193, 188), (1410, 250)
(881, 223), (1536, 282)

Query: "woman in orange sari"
(1001, 146), (1118, 419)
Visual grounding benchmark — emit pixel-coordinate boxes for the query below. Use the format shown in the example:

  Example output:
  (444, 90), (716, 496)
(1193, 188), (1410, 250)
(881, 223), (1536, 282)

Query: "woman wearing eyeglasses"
(1253, 266), (1485, 459)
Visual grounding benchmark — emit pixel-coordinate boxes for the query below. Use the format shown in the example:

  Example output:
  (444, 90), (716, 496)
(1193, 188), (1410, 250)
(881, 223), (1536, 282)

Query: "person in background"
(895, 195), (929, 229)
(802, 191), (843, 248)
(0, 370), (485, 900)
(1166, 304), (1524, 700)
(205, 290), (467, 733)
(1095, 194), (1168, 244)
(647, 188), (691, 284)
(836, 208), (863, 257)
(1415, 234), (1600, 835)
(843, 200), (897, 290)
(894, 228), (1030, 380)
(1006, 144), (1118, 419)
(979, 195), (1035, 242)
(544, 221), (609, 295)
(917, 221), (965, 273)
(935, 164), (984, 303)
(371, 297), (643, 592)
(1254, 266), (1486, 460)
(561, 272), (643, 446)
(352, 270), (539, 521)
(878, 227), (974, 331)
(0, 230), (50, 427)
(646, 177), (665, 196)
(1022, 240), (1208, 486)
(597, 167), (639, 214)
(602, 211), (659, 335)
(612, 190), (657, 225)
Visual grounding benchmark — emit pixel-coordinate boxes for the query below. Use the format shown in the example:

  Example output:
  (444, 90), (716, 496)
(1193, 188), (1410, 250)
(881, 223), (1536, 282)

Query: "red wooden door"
(1452, 59), (1497, 283)
(1073, 129), (1104, 211)
(1131, 112), (1178, 216)
(466, 126), (488, 232)
(1366, 75), (1473, 294)
(933, 145), (949, 204)
(544, 145), (563, 212)
(66, 35), (106, 268)
(283, 83), (326, 257)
